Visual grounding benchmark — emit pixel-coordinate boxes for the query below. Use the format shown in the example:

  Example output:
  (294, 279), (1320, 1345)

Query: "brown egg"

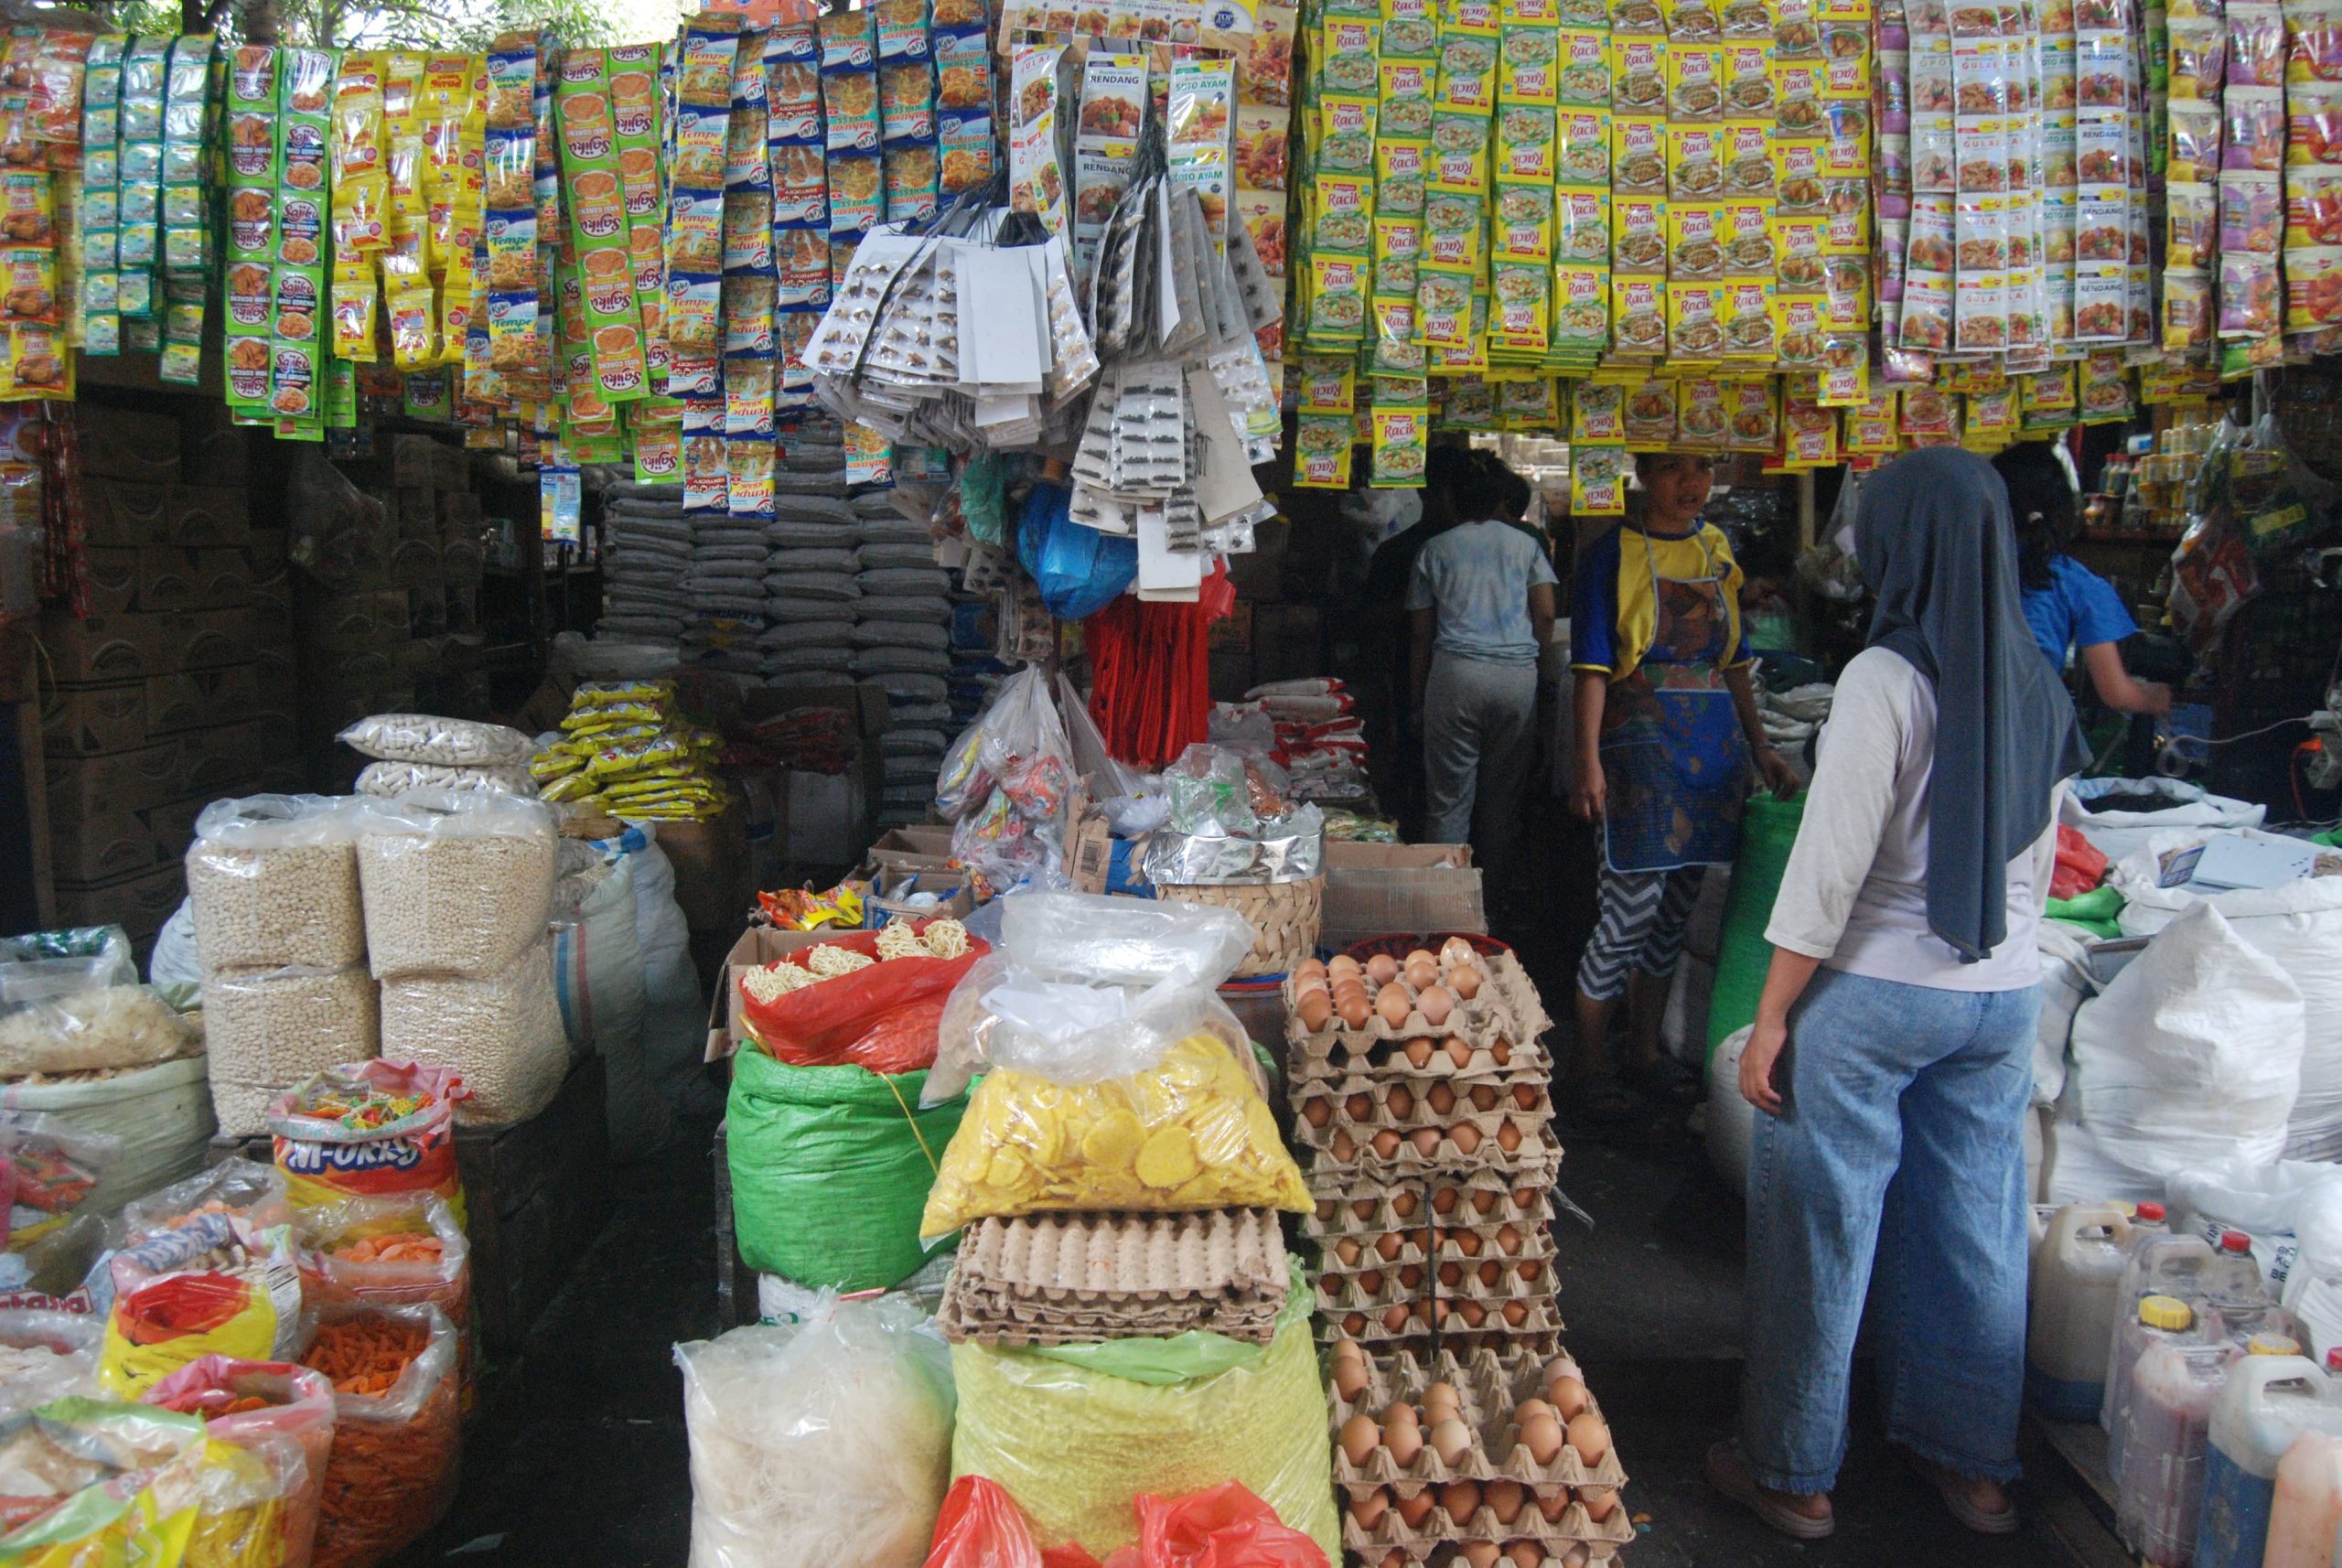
(1485, 1479), (1526, 1525)
(1298, 993), (1333, 1031)
(1399, 1264), (1423, 1291)
(1295, 958), (1327, 983)
(1445, 1037), (1474, 1068)
(1472, 1189), (1501, 1215)
(1440, 937), (1477, 967)
(1375, 1230), (1403, 1262)
(1511, 1186), (1540, 1208)
(1496, 1224), (1523, 1255)
(1335, 1358), (1370, 1401)
(1497, 1122), (1524, 1153)
(1501, 1301), (1529, 1326)
(1545, 1375), (1589, 1420)
(1331, 974), (1367, 999)
(1470, 1085), (1499, 1112)
(1559, 1547), (1588, 1568)
(1451, 964), (1485, 1000)
(1430, 1417), (1473, 1466)
(1367, 952), (1400, 984)
(1332, 1337), (1365, 1364)
(1536, 1490), (1573, 1523)
(1384, 1403), (1423, 1460)
(1294, 974), (1328, 1002)
(1428, 1082), (1456, 1115)
(1418, 986), (1455, 1026)
(1403, 956), (1438, 991)
(1477, 1260), (1502, 1287)
(1346, 1092), (1374, 1121)
(1491, 1042), (1512, 1066)
(1513, 1084), (1542, 1111)
(1443, 1482), (1484, 1524)
(1423, 1380), (1461, 1417)
(1340, 1413), (1381, 1466)
(1343, 1199), (1373, 1223)
(1438, 1261), (1463, 1289)
(1336, 1237), (1362, 1266)
(1331, 1130), (1357, 1162)
(1565, 1413), (1611, 1466)
(1391, 1191), (1419, 1219)
(1392, 1487), (1435, 1528)
(1456, 1299), (1487, 1327)
(1358, 1269), (1383, 1294)
(1338, 994), (1372, 1030)
(1433, 1187), (1459, 1216)
(1506, 1541), (1544, 1568)
(1343, 1311), (1368, 1337)
(1579, 1486), (1617, 1522)
(1386, 1085), (1414, 1119)
(1303, 1097), (1332, 1127)
(1455, 1230), (1483, 1258)
(1349, 1489), (1389, 1530)
(1460, 1543), (1500, 1568)
(1316, 1198), (1338, 1222)
(1451, 1122), (1483, 1156)
(1329, 954), (1362, 979)
(1407, 947), (1438, 971)
(1518, 1411), (1564, 1465)
(1377, 983), (1413, 1028)
(1371, 1129), (1402, 1158)
(1403, 1037), (1435, 1069)
(1411, 1127), (1443, 1156)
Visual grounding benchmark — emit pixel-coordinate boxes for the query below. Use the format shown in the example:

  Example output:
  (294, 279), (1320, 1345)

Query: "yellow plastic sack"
(919, 1034), (1309, 1240)
(0, 1399), (205, 1568)
(948, 1274), (1338, 1561)
(99, 1262), (301, 1400)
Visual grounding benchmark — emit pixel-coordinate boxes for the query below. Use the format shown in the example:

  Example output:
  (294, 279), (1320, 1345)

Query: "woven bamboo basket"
(1154, 875), (1325, 979)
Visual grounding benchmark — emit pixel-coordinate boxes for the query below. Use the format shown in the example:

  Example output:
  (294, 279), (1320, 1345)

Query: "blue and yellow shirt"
(1570, 521), (1751, 681)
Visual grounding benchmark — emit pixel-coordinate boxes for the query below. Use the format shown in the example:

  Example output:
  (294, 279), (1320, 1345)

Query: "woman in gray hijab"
(1705, 447), (2089, 1541)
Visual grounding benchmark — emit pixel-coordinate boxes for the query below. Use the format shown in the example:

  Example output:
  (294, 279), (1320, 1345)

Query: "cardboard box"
(864, 867), (974, 927)
(1209, 600), (1253, 653)
(656, 806), (755, 934)
(40, 682), (145, 756)
(50, 863), (184, 941)
(430, 441), (469, 492)
(83, 546), (253, 616)
(83, 479), (171, 548)
(42, 607), (259, 684)
(862, 823), (955, 877)
(1319, 842), (1486, 947)
(45, 787), (223, 884)
(44, 716), (295, 822)
(77, 405), (180, 484)
(176, 402), (252, 489)
(388, 434), (442, 489)
(704, 926), (835, 1060)
(167, 486), (251, 549)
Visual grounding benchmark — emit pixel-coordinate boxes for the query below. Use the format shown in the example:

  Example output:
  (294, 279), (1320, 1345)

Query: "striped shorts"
(1574, 864), (1708, 1003)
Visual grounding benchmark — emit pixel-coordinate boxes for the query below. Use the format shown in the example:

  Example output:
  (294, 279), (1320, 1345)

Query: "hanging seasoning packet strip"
(115, 35), (167, 323)
(557, 50), (650, 403)
(483, 36), (541, 395)
(155, 32), (211, 385)
(222, 43), (276, 414)
(273, 47), (337, 431)
(666, 16), (735, 401)
(79, 34), (120, 357)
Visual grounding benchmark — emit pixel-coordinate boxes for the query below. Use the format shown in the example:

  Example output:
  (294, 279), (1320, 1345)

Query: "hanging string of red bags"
(1084, 564), (1233, 771)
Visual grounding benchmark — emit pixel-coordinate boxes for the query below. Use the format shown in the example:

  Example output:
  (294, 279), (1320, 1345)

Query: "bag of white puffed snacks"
(338, 714), (534, 768)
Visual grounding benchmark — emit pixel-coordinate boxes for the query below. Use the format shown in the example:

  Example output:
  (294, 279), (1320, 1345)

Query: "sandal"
(1704, 1442), (1835, 1541)
(1898, 1449), (2019, 1536)
(1625, 1055), (1703, 1105)
(1565, 1073), (1640, 1125)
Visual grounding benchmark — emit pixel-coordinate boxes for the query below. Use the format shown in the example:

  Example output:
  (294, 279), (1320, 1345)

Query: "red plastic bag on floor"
(925, 1477), (1042, 1568)
(736, 925), (988, 1073)
(1134, 1485), (1330, 1568)
(2051, 824), (2111, 900)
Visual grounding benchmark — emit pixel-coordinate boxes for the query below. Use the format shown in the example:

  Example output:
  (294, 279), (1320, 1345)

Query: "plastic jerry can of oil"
(2192, 1340), (2337, 1568)
(2118, 1324), (2238, 1567)
(2113, 1296), (2225, 1498)
(2029, 1201), (2143, 1423)
(2263, 1421), (2342, 1568)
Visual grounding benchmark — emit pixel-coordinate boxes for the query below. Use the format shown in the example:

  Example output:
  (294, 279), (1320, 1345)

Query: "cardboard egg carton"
(1295, 1109), (1556, 1165)
(1302, 1122), (1566, 1184)
(1426, 1294), (1565, 1341)
(936, 1209), (1288, 1348)
(1359, 1538), (1629, 1568)
(1339, 1493), (1638, 1556)
(1295, 1075), (1556, 1133)
(1319, 1300), (1438, 1348)
(1314, 1221), (1556, 1274)
(1327, 1347), (1629, 1492)
(1288, 1030), (1550, 1085)
(1306, 1182), (1559, 1240)
(1316, 1263), (1433, 1312)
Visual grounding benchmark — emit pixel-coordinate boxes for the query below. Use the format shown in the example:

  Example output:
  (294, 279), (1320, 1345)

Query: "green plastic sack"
(2046, 884), (2126, 940)
(1706, 792), (1807, 1069)
(726, 1050), (967, 1293)
(950, 1262), (1338, 1561)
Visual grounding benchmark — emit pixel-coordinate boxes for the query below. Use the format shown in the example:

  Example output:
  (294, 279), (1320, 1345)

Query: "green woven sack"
(727, 1049), (968, 1293)
(1705, 792), (1808, 1069)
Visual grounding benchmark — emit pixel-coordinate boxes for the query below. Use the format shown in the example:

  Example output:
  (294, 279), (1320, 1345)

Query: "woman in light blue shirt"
(1993, 444), (2172, 719)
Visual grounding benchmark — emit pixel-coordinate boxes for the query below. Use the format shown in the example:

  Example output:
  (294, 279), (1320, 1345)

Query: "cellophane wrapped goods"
(186, 797), (368, 972)
(296, 1195), (472, 1389)
(948, 1271), (1338, 1562)
(305, 1304), (461, 1568)
(268, 1063), (470, 1227)
(377, 942), (569, 1127)
(673, 1295), (955, 1568)
(351, 789), (557, 983)
(0, 1307), (100, 1419)
(145, 1355), (338, 1568)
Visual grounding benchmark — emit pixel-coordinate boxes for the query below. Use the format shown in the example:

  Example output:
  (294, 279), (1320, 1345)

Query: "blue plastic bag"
(1018, 483), (1134, 620)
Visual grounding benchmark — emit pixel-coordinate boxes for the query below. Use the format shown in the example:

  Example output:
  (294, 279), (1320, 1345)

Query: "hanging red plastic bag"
(736, 924), (988, 1073)
(925, 1477), (1042, 1568)
(1134, 1485), (1331, 1568)
(2051, 825), (2111, 901)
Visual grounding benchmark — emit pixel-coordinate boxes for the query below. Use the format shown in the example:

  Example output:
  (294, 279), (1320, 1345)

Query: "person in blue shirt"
(1992, 443), (2172, 719)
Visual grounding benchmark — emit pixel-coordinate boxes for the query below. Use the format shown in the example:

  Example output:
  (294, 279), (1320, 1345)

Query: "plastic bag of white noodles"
(338, 714), (534, 768)
(354, 760), (538, 797)
(672, 1295), (954, 1568)
(186, 795), (366, 972)
(355, 789), (557, 982)
(379, 940), (568, 1126)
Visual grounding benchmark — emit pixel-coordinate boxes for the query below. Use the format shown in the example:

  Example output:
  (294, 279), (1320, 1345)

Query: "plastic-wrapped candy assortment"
(933, 667), (1079, 893)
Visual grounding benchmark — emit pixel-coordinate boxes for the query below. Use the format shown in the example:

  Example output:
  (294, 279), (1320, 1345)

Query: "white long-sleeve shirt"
(1764, 645), (2058, 992)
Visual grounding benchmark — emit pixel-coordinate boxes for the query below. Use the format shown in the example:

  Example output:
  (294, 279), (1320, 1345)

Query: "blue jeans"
(1742, 966), (2038, 1494)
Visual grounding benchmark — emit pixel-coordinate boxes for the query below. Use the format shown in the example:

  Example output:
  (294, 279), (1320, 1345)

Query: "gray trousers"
(1423, 650), (1539, 870)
